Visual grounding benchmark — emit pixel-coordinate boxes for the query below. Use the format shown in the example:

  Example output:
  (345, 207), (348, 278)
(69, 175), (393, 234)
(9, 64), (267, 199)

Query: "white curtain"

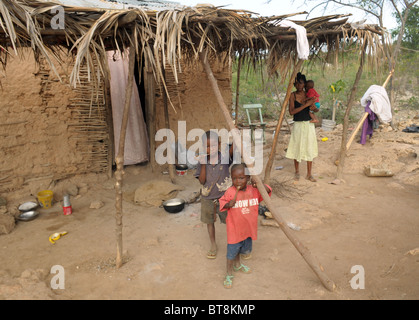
(107, 49), (149, 165)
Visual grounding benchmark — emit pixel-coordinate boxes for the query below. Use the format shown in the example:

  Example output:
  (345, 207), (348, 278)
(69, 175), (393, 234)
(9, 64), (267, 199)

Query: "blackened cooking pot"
(161, 198), (185, 214)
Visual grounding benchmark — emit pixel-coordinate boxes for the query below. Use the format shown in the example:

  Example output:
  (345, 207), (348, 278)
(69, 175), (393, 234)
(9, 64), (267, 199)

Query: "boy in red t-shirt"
(219, 163), (272, 289)
(305, 80), (320, 123)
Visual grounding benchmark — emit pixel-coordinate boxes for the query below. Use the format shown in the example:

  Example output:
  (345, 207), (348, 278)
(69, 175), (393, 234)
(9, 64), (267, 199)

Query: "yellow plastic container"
(37, 190), (54, 209)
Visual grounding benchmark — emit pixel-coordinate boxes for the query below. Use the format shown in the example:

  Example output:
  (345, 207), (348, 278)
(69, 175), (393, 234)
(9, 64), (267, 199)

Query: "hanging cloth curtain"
(107, 49), (149, 165)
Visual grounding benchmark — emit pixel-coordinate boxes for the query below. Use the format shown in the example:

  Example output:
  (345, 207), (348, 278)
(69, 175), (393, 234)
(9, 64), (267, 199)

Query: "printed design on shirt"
(232, 198), (259, 215)
(216, 176), (232, 192)
(201, 185), (211, 196)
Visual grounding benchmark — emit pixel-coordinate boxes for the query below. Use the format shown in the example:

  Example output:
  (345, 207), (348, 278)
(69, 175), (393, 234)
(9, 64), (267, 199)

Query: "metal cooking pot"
(175, 164), (188, 171)
(161, 198), (186, 214)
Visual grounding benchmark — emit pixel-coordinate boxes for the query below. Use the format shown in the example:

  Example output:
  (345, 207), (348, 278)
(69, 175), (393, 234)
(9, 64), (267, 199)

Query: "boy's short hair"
(231, 163), (247, 175)
(202, 130), (219, 146)
(306, 80), (314, 86)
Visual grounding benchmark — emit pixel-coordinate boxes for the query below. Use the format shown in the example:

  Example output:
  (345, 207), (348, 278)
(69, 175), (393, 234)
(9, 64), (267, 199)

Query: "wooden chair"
(243, 104), (266, 143)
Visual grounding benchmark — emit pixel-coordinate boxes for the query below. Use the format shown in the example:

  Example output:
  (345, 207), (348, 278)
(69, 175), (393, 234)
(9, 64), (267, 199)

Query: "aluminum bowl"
(17, 210), (39, 221)
(18, 201), (39, 212)
(161, 198), (185, 214)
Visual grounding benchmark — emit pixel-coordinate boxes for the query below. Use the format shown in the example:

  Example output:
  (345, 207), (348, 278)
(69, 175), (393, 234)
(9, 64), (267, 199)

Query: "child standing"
(219, 163), (272, 289)
(195, 131), (233, 259)
(306, 80), (321, 123)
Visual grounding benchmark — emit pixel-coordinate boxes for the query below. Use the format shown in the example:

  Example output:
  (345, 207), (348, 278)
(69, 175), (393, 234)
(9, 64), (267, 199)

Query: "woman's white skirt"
(285, 121), (318, 162)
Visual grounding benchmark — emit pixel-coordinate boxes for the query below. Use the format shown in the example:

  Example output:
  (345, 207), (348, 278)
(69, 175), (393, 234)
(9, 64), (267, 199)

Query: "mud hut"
(0, 0), (386, 192)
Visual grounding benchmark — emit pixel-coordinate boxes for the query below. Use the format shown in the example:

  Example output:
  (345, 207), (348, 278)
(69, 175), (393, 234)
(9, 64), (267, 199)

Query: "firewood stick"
(199, 50), (336, 292)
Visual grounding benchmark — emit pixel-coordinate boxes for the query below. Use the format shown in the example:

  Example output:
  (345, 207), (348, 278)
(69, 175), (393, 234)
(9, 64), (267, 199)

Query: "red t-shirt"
(306, 88), (320, 103)
(219, 185), (272, 244)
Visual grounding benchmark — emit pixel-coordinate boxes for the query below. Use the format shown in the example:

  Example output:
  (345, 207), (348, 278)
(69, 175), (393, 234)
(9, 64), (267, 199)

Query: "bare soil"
(0, 115), (418, 300)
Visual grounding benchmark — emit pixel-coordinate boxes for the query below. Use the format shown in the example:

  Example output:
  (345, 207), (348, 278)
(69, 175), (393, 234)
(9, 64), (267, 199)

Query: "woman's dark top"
(293, 93), (311, 122)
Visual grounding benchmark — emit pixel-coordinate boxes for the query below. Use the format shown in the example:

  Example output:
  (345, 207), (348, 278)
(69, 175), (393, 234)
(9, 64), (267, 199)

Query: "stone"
(0, 214), (15, 235)
(90, 200), (104, 209)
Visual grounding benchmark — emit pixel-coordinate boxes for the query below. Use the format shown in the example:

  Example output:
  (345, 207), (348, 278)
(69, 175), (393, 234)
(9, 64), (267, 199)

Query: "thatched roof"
(0, 0), (387, 89)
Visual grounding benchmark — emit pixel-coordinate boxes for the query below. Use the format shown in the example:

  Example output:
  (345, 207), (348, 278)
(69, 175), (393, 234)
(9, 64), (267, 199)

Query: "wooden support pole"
(199, 50), (336, 292)
(115, 43), (136, 269)
(264, 59), (304, 185)
(144, 59), (156, 172)
(273, 82), (292, 132)
(161, 55), (177, 183)
(336, 40), (367, 180)
(235, 53), (242, 124)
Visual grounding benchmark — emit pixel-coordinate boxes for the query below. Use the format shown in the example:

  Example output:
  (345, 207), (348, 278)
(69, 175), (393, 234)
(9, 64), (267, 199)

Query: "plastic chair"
(243, 104), (266, 143)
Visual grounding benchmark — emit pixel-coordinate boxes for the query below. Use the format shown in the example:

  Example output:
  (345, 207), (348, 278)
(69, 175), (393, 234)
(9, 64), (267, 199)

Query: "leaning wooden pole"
(115, 42), (136, 269)
(199, 50), (336, 292)
(264, 59), (304, 185)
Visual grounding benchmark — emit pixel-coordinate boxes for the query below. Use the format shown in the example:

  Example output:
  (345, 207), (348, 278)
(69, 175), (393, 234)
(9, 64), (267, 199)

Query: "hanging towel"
(279, 20), (310, 60)
(360, 85), (392, 124)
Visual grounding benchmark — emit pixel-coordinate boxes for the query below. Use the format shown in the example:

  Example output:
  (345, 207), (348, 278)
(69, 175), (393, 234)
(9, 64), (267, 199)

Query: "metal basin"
(17, 210), (39, 221)
(18, 201), (39, 212)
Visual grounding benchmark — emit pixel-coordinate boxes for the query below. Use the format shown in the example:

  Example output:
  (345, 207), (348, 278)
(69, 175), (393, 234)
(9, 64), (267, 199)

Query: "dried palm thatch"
(0, 0), (388, 108)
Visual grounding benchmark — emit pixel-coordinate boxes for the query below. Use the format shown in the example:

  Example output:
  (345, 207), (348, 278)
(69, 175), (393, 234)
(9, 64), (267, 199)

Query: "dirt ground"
(0, 113), (418, 301)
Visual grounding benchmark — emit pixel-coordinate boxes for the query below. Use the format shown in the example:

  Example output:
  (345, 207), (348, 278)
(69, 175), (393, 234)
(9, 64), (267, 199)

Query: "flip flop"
(224, 275), (234, 289)
(294, 173), (300, 181)
(207, 250), (217, 259)
(306, 175), (317, 182)
(233, 263), (252, 274)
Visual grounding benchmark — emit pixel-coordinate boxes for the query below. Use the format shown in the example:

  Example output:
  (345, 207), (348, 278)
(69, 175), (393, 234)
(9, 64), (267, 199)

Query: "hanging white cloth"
(361, 85), (392, 124)
(279, 20), (310, 60)
(107, 49), (149, 165)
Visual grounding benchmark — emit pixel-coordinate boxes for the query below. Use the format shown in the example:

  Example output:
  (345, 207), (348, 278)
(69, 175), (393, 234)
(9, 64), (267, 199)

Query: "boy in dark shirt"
(195, 131), (233, 259)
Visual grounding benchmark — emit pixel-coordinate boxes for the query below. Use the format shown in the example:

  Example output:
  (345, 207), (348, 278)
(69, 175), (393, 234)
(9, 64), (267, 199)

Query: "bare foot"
(294, 173), (300, 181)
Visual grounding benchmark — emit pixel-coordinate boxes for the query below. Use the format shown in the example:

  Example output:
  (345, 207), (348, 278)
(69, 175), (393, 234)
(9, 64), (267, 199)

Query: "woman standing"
(285, 72), (318, 182)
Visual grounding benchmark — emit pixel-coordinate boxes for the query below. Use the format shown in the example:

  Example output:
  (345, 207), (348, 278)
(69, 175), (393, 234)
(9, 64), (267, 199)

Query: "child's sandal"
(233, 263), (251, 274)
(224, 275), (234, 289)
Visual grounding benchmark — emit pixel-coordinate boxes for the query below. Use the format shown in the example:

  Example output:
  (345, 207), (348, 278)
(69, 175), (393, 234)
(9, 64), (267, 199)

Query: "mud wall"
(155, 55), (232, 148)
(0, 48), (110, 194)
